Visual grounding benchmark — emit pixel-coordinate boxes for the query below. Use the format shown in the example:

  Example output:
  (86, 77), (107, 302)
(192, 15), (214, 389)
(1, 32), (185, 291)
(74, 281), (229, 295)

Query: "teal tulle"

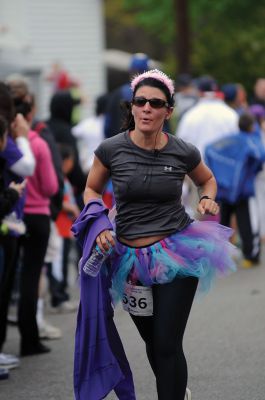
(109, 221), (237, 305)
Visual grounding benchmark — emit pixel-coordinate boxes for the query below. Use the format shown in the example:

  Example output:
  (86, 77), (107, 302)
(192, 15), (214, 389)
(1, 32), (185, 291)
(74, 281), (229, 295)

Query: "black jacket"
(0, 158), (19, 221)
(47, 90), (86, 198)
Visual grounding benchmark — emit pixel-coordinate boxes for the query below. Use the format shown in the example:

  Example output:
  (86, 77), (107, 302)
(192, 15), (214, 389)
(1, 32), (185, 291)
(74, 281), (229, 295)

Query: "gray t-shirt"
(95, 131), (201, 239)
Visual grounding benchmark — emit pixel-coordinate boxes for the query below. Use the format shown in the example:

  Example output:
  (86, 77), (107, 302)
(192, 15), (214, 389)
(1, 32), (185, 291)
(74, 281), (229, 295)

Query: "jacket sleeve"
(1, 136), (36, 178)
(248, 137), (265, 162)
(37, 140), (59, 198)
(0, 188), (19, 220)
(11, 137), (36, 177)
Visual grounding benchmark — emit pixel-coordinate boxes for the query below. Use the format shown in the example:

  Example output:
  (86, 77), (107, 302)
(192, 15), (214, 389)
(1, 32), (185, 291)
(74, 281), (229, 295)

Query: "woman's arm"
(10, 114), (36, 177)
(84, 156), (114, 252)
(83, 156), (110, 204)
(188, 161), (219, 215)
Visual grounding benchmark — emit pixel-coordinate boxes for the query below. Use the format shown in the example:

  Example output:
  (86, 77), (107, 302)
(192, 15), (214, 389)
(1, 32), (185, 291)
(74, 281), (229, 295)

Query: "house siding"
(0, 0), (106, 118)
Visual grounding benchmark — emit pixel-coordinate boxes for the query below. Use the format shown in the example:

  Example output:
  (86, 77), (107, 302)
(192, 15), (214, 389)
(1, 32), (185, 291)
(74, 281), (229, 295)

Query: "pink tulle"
(109, 221), (237, 304)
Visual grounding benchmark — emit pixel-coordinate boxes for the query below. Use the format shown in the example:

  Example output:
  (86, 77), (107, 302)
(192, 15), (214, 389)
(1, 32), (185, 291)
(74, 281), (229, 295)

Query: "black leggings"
(0, 236), (19, 351)
(130, 276), (198, 400)
(18, 214), (50, 350)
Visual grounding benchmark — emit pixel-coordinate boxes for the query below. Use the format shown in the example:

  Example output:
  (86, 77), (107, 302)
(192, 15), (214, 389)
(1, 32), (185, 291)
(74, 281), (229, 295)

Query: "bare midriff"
(118, 233), (169, 248)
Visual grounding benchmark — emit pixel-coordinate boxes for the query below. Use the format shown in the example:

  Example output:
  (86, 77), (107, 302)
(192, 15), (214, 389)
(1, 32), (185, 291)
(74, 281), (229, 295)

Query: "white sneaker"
(50, 300), (78, 314)
(0, 353), (20, 369)
(185, 387), (192, 400)
(38, 321), (62, 340)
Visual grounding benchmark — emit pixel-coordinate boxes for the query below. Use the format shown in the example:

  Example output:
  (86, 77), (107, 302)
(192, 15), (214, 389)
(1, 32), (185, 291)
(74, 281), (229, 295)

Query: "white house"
(0, 0), (106, 118)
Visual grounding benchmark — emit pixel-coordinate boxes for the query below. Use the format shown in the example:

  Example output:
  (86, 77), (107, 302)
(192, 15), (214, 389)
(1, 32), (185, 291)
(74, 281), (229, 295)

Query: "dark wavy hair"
(238, 112), (255, 132)
(0, 115), (8, 139)
(121, 77), (175, 131)
(0, 82), (16, 128)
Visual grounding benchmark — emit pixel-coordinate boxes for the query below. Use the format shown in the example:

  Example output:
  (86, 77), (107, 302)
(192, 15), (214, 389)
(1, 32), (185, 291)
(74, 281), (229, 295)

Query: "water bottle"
(83, 232), (115, 277)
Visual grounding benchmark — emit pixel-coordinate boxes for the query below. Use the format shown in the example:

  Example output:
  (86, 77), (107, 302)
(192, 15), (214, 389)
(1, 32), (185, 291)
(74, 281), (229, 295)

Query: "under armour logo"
(164, 166), (173, 172)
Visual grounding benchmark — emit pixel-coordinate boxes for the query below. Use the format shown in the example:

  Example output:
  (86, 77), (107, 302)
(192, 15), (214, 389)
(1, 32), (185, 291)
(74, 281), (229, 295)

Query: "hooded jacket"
(47, 90), (86, 196)
(71, 199), (135, 400)
(24, 130), (58, 215)
(205, 130), (265, 203)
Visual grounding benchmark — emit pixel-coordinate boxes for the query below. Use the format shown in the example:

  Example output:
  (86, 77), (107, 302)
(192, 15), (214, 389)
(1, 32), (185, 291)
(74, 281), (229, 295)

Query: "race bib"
(122, 283), (153, 316)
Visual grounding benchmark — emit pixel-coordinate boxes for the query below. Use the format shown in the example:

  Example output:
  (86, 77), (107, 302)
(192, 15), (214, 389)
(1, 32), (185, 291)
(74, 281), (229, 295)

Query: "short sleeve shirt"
(95, 131), (201, 239)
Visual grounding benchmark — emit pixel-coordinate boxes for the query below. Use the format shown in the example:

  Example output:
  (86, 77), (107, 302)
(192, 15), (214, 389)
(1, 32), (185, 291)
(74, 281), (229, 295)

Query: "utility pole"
(174, 0), (191, 74)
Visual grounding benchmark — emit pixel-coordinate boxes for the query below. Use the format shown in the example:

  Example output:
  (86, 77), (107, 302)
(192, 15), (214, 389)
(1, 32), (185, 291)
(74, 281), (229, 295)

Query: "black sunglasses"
(132, 96), (169, 109)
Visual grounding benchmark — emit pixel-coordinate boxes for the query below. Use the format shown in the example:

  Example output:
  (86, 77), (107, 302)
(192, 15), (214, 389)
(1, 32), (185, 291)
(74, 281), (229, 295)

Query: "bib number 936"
(122, 284), (153, 316)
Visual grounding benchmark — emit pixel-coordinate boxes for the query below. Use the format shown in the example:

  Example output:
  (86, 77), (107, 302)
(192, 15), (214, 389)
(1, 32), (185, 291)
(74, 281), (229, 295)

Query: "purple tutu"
(109, 221), (237, 305)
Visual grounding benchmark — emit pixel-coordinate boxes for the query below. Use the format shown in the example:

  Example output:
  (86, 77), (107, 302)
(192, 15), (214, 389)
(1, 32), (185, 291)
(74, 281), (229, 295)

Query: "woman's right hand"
(96, 230), (115, 253)
(11, 114), (30, 139)
(9, 180), (26, 197)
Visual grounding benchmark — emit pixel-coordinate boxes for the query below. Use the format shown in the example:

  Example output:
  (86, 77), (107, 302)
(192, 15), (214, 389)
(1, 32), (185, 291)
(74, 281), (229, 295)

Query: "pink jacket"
(24, 130), (58, 215)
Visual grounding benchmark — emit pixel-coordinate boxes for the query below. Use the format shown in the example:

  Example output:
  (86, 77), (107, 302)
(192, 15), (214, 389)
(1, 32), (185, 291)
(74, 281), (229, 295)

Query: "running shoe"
(38, 320), (62, 340)
(241, 258), (259, 269)
(185, 387), (192, 400)
(0, 353), (20, 369)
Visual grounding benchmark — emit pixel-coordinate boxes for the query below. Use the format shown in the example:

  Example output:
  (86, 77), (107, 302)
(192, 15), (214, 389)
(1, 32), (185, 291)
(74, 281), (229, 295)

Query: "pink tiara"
(131, 69), (175, 97)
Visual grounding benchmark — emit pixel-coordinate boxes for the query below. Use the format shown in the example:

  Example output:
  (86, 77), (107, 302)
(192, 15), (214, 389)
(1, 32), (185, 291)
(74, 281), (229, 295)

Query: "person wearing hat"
(222, 83), (248, 114)
(174, 73), (199, 121)
(176, 75), (239, 221)
(177, 75), (239, 159)
(104, 53), (150, 139)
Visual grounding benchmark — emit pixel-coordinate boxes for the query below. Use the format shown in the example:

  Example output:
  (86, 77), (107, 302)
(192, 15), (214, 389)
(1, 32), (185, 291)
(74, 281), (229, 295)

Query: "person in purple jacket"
(0, 82), (35, 370)
(81, 70), (236, 400)
(0, 116), (26, 224)
(0, 114), (26, 287)
(7, 79), (59, 356)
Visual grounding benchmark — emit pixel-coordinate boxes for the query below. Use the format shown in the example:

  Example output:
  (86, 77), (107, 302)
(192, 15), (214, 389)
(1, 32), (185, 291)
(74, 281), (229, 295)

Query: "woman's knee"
(153, 332), (183, 360)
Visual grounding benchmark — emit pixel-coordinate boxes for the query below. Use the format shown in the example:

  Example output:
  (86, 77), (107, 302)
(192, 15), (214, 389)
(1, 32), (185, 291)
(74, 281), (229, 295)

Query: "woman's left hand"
(96, 229), (115, 253)
(197, 198), (220, 216)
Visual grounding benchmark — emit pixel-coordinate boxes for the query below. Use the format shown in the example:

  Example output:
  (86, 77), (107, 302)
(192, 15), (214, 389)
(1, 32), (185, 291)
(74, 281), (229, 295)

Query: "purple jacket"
(71, 199), (136, 400)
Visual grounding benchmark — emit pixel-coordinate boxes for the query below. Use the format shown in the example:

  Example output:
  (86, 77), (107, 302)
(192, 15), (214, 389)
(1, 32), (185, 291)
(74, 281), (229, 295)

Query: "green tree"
(109, 0), (265, 91)
(190, 0), (265, 91)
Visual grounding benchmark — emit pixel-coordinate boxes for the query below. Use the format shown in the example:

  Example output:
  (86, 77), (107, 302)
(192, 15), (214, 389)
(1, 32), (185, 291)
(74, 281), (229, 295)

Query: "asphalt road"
(1, 253), (265, 400)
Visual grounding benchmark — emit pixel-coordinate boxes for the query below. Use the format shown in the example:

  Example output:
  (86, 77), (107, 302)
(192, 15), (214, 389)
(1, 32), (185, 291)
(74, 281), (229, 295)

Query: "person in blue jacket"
(205, 112), (265, 268)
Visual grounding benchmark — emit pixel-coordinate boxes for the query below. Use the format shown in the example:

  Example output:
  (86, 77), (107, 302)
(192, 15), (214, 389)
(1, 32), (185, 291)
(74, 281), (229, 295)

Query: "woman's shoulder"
(30, 130), (50, 156)
(96, 132), (126, 154)
(169, 134), (201, 170)
(97, 131), (127, 151)
(95, 131), (127, 167)
(170, 134), (199, 153)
